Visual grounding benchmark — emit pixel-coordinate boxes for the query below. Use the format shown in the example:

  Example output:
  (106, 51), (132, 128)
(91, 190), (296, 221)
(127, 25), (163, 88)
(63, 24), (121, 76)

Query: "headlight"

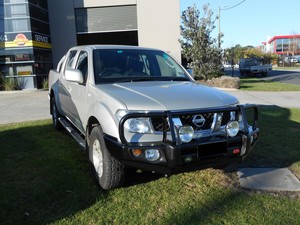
(145, 149), (160, 161)
(116, 110), (154, 134)
(179, 125), (194, 143)
(226, 121), (239, 137)
(124, 118), (154, 133)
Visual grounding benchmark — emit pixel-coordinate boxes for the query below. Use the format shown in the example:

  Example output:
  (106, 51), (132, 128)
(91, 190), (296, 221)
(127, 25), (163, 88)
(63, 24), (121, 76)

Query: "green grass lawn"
(0, 108), (300, 225)
(240, 78), (300, 91)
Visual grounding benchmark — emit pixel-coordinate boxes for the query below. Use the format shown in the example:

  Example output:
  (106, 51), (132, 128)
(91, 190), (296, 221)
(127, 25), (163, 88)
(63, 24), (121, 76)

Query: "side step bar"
(58, 117), (85, 149)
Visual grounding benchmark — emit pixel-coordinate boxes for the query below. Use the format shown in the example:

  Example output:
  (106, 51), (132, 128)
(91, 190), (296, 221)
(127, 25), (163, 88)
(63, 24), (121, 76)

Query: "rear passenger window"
(76, 51), (88, 83)
(65, 50), (77, 71)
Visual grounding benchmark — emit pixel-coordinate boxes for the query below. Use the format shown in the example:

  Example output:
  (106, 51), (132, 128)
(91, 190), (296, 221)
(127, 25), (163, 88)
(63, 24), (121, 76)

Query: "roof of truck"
(70, 45), (161, 52)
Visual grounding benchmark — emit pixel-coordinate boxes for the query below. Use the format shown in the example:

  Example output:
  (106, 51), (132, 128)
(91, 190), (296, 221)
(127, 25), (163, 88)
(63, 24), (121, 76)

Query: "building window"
(282, 38), (289, 52)
(5, 18), (30, 32)
(75, 5), (137, 34)
(297, 38), (300, 52)
(276, 38), (283, 53)
(5, 4), (28, 17)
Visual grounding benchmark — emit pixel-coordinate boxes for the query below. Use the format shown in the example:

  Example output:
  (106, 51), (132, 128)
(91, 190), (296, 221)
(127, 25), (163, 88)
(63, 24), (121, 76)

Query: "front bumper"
(105, 104), (259, 175)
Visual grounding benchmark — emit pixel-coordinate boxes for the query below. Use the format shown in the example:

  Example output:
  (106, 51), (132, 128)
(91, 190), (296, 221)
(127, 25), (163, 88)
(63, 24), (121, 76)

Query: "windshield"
(93, 49), (191, 84)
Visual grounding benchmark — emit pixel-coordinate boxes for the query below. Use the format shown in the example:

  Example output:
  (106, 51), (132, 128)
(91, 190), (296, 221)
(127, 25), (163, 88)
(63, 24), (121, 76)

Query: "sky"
(180, 0), (300, 48)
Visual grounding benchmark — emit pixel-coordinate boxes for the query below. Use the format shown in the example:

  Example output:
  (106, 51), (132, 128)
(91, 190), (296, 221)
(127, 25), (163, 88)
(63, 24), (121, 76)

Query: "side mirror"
(65, 69), (84, 84)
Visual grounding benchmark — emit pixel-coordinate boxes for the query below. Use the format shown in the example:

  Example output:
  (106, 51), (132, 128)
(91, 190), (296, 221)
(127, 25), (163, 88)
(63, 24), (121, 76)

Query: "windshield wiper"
(117, 77), (154, 83)
(158, 77), (190, 81)
(116, 76), (191, 83)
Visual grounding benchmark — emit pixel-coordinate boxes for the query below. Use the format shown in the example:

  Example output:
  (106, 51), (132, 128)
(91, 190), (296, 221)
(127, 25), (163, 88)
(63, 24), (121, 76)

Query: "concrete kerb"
(237, 168), (300, 192)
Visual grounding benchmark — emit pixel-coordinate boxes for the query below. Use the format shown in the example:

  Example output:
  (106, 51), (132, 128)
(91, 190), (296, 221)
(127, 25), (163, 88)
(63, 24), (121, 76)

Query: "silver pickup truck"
(48, 45), (259, 190)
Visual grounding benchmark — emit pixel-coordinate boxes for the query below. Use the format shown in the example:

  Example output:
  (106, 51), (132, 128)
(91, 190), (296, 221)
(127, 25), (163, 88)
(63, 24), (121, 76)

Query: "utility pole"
(218, 0), (246, 49)
(218, 6), (221, 48)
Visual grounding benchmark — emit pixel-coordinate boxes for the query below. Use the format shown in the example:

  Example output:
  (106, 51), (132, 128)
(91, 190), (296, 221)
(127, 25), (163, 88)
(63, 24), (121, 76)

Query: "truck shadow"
(123, 169), (165, 187)
(240, 105), (300, 171)
(0, 123), (102, 225)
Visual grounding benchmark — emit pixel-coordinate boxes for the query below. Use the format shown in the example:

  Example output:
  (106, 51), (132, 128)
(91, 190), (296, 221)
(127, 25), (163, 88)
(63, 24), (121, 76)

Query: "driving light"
(124, 118), (154, 133)
(226, 121), (239, 137)
(179, 125), (194, 143)
(145, 149), (160, 161)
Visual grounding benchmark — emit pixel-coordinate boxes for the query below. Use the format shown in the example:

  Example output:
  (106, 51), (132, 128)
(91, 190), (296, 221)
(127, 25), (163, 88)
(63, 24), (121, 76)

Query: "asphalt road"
(261, 69), (300, 86)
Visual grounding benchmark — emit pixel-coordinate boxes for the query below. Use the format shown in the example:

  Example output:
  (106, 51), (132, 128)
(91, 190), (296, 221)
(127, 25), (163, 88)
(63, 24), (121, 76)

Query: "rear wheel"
(51, 97), (63, 130)
(89, 125), (125, 190)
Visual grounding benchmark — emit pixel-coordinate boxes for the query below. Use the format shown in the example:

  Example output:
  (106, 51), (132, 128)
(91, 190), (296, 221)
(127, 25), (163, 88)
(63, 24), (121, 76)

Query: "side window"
(57, 55), (66, 73)
(76, 51), (88, 83)
(65, 50), (77, 71)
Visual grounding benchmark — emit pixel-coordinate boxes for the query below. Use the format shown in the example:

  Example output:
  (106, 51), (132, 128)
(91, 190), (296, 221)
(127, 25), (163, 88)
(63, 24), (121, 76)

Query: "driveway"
(0, 90), (50, 125)
(224, 90), (300, 108)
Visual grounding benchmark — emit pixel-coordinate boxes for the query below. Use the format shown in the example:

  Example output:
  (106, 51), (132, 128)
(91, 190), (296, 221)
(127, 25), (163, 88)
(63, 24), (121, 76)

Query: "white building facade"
(47, 0), (181, 66)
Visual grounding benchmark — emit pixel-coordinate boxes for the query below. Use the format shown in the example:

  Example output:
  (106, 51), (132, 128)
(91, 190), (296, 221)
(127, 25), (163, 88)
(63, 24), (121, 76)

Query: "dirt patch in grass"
(197, 76), (240, 89)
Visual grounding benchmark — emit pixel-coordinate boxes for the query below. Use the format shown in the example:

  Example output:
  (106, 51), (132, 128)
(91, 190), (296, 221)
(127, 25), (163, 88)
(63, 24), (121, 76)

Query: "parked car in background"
(284, 56), (298, 63)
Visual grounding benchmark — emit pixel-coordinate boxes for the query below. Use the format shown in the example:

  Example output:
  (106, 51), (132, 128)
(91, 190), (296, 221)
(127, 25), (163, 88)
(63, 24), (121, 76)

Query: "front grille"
(180, 113), (214, 131)
(152, 117), (169, 132)
(151, 111), (233, 132)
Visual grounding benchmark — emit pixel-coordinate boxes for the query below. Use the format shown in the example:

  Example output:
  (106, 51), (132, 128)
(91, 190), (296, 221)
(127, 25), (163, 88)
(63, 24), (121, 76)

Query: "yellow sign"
(18, 71), (32, 76)
(0, 33), (52, 49)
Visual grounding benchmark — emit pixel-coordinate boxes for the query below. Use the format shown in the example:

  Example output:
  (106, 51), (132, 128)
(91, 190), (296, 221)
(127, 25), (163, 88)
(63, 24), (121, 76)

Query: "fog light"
(179, 126), (194, 143)
(145, 149), (160, 161)
(226, 121), (239, 137)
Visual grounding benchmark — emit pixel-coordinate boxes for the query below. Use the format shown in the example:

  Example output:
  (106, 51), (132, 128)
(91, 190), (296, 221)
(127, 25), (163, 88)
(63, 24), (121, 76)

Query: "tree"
(224, 45), (277, 66)
(224, 44), (244, 66)
(243, 48), (277, 64)
(180, 4), (222, 80)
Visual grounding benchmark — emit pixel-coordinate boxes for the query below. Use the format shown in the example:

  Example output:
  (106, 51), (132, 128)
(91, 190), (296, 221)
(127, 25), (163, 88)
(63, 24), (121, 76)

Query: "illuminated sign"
(14, 34), (29, 46)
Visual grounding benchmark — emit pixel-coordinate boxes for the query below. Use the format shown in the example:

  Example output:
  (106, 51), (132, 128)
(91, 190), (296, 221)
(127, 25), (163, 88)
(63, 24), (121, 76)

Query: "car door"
(63, 50), (89, 133)
(58, 49), (77, 117)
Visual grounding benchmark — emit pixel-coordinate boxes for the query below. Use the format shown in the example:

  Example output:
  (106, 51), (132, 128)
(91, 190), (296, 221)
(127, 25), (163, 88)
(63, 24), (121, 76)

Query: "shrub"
(200, 76), (240, 89)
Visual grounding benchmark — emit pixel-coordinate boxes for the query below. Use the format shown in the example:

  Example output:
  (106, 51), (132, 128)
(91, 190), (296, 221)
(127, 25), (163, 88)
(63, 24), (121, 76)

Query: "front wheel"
(89, 126), (125, 190)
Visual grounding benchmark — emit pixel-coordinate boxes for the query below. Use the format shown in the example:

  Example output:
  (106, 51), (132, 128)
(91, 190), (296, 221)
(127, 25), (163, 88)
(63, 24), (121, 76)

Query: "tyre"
(240, 70), (245, 77)
(51, 97), (63, 130)
(261, 72), (267, 77)
(89, 125), (125, 190)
